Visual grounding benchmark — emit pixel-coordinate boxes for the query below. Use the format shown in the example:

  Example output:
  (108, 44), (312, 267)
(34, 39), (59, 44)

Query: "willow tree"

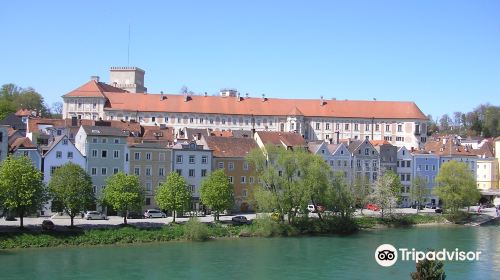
(434, 161), (479, 213)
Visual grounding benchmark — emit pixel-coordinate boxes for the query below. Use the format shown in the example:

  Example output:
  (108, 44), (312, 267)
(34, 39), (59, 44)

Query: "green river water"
(1, 223), (499, 280)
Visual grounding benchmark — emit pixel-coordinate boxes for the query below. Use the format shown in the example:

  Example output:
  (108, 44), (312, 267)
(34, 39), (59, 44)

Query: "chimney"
(91, 76), (100, 82)
(112, 82), (117, 87)
(160, 91), (164, 100)
(204, 92), (208, 97)
(245, 93), (249, 98)
(320, 96), (324, 106)
(262, 94), (266, 101)
(335, 131), (340, 145)
(184, 93), (189, 102)
(237, 92), (241, 101)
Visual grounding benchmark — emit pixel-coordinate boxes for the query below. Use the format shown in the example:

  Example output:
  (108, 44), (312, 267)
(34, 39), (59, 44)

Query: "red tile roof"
(99, 92), (427, 119)
(204, 136), (258, 157)
(9, 137), (36, 152)
(63, 80), (127, 98)
(142, 126), (174, 145)
(256, 131), (306, 148)
(424, 138), (477, 157)
(370, 140), (391, 146)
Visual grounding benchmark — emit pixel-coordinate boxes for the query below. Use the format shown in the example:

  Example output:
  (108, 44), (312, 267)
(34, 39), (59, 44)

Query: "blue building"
(412, 151), (440, 205)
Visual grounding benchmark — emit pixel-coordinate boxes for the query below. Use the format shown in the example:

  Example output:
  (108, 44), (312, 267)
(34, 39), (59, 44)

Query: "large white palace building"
(62, 67), (428, 149)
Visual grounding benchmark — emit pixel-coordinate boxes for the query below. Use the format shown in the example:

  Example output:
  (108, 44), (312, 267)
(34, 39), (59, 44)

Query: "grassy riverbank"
(0, 214), (449, 249)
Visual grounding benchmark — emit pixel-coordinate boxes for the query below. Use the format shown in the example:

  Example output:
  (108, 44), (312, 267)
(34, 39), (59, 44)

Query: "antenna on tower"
(127, 24), (131, 66)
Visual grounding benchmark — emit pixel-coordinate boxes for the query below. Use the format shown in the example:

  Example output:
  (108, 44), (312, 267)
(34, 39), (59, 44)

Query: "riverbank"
(0, 214), (454, 249)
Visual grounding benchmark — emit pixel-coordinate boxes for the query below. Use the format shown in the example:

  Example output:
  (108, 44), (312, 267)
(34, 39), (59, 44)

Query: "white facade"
(172, 141), (213, 210)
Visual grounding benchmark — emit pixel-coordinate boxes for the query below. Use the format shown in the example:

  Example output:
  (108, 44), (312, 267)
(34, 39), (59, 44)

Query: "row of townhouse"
(2, 110), (500, 215)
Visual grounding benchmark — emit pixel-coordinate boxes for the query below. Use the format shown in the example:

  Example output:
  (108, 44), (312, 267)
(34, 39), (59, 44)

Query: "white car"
(84, 211), (106, 220)
(144, 209), (166, 218)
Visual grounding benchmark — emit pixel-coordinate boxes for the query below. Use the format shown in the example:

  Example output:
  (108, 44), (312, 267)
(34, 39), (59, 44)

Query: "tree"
(200, 169), (234, 221)
(0, 156), (46, 228)
(434, 161), (480, 213)
(0, 83), (50, 117)
(102, 172), (145, 225)
(0, 99), (16, 120)
(48, 163), (94, 227)
(351, 176), (371, 215)
(51, 102), (63, 116)
(155, 172), (191, 222)
(439, 114), (452, 131)
(410, 249), (446, 280)
(410, 176), (430, 213)
(328, 173), (355, 219)
(371, 171), (402, 218)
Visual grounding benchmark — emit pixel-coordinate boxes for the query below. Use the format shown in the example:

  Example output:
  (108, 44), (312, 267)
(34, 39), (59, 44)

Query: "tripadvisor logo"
(375, 244), (482, 267)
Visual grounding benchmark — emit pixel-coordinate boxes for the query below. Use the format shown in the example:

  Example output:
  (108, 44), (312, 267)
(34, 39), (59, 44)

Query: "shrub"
(183, 218), (209, 241)
(250, 217), (282, 237)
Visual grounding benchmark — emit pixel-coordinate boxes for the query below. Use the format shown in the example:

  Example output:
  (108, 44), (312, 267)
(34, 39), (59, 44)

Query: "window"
(101, 168), (107, 175)
(242, 189), (248, 197)
(241, 176), (246, 183)
(159, 168), (165, 176)
(384, 136), (392, 141)
(365, 124), (370, 131)
(228, 162), (234, 170)
(145, 182), (152, 192)
(102, 138), (107, 144)
(113, 150), (119, 159)
(336, 123), (340, 130)
(406, 174), (411, 181)
(93, 186), (96, 193)
(114, 138), (119, 144)
(202, 156), (208, 164)
(315, 123), (320, 130)
(432, 165), (436, 171)
(113, 168), (119, 174)
(345, 124), (349, 130)
(356, 160), (361, 167)
(92, 138), (97, 143)
(249, 177), (254, 183)
(159, 153), (166, 161)
(50, 166), (58, 175)
(152, 117), (156, 122)
(67, 152), (73, 159)
(176, 155), (183, 163)
(407, 161), (411, 168)
(101, 150), (107, 158)
(326, 123), (330, 130)
(201, 169), (207, 177)
(134, 167), (140, 175)
(396, 136), (404, 141)
(397, 124), (403, 132)
(134, 152), (141, 160)
(375, 124), (380, 131)
(176, 169), (182, 176)
(243, 162), (249, 170)
(145, 198), (151, 206)
(146, 153), (152, 160)
(189, 155), (195, 164)
(62, 139), (68, 145)
(425, 165), (429, 171)
(91, 167), (97, 175)
(397, 161), (400, 167)
(218, 162), (224, 169)
(401, 174), (405, 181)
(354, 124), (359, 131)
(189, 169), (195, 177)
(278, 170), (283, 177)
(228, 176), (234, 183)
(56, 151), (62, 159)
(365, 148), (369, 155)
(145, 168), (151, 176)
(199, 118), (203, 123)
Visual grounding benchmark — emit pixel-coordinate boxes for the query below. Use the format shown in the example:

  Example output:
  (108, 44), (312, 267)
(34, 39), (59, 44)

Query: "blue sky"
(1, 0), (499, 118)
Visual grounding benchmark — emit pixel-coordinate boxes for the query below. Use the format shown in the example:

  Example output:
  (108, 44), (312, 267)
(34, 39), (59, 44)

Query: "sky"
(1, 0), (499, 118)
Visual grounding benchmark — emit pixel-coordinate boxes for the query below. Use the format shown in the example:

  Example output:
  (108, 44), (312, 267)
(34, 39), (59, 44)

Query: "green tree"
(0, 99), (16, 120)
(328, 173), (355, 219)
(0, 156), (46, 228)
(410, 249), (446, 280)
(434, 161), (480, 213)
(410, 176), (430, 213)
(0, 83), (51, 117)
(351, 176), (371, 215)
(48, 163), (94, 227)
(200, 169), (234, 221)
(102, 172), (145, 225)
(371, 171), (402, 218)
(155, 172), (191, 222)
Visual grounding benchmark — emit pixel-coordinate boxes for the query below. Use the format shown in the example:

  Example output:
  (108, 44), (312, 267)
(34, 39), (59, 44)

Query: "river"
(1, 223), (499, 279)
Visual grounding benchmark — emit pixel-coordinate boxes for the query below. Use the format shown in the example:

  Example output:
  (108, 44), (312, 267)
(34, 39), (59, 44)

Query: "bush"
(250, 217), (283, 237)
(444, 211), (470, 224)
(183, 218), (209, 241)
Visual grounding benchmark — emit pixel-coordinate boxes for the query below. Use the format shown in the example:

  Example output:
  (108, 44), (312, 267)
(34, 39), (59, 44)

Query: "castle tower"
(109, 67), (147, 93)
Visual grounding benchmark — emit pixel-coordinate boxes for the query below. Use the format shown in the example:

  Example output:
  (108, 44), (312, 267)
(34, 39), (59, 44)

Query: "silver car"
(144, 209), (166, 218)
(84, 211), (107, 220)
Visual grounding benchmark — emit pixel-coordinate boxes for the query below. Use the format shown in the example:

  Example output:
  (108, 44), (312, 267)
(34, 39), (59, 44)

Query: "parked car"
(144, 209), (166, 218)
(435, 208), (443, 214)
(425, 203), (437, 209)
(366, 204), (380, 211)
(84, 211), (107, 220)
(41, 220), (55, 230)
(232, 216), (250, 225)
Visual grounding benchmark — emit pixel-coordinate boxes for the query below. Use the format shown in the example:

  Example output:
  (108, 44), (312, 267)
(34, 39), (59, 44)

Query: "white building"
(172, 140), (213, 211)
(62, 67), (429, 150)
